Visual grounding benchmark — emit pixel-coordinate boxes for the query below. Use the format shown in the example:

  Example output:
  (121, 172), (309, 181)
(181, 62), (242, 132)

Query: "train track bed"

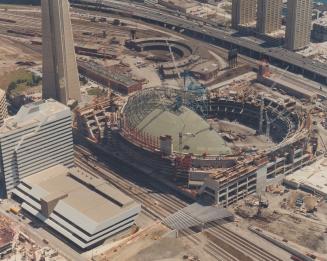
(75, 145), (284, 261)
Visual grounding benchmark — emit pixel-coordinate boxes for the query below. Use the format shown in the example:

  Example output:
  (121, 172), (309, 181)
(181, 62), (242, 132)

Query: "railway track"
(208, 225), (282, 261)
(0, 11), (151, 36)
(74, 152), (224, 259)
(74, 145), (283, 261)
(75, 149), (185, 217)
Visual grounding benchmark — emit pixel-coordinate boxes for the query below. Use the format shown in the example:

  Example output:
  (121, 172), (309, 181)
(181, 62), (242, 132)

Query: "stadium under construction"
(118, 84), (318, 205)
(68, 16), (326, 207)
(76, 73), (322, 206)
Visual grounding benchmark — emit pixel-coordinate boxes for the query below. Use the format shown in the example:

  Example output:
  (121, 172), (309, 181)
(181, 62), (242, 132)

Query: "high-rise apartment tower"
(231, 0), (257, 30)
(285, 0), (313, 51)
(41, 0), (81, 104)
(257, 0), (283, 34)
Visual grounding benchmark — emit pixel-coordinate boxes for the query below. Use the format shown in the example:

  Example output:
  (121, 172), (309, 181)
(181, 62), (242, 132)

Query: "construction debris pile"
(0, 215), (15, 257)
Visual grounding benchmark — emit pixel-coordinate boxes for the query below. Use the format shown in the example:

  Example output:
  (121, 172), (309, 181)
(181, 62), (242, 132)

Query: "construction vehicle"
(10, 206), (20, 215)
(256, 195), (269, 218)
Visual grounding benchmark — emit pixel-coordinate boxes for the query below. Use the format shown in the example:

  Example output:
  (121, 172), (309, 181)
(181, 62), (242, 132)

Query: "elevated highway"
(72, 0), (327, 86)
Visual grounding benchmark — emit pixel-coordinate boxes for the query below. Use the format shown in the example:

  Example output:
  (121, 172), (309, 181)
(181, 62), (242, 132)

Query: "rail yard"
(0, 1), (326, 261)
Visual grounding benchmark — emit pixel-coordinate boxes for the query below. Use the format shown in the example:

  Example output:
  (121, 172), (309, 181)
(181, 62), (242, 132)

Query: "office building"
(257, 0), (282, 34)
(285, 0), (313, 51)
(42, 0), (81, 104)
(231, 0), (257, 29)
(13, 165), (141, 249)
(0, 99), (74, 195)
(0, 89), (8, 126)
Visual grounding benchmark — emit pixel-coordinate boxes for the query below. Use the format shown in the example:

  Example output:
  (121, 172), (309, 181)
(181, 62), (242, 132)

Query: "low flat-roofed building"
(13, 165), (141, 249)
(258, 73), (318, 102)
(190, 61), (220, 81)
(284, 158), (327, 198)
(78, 61), (142, 95)
(158, 0), (201, 14)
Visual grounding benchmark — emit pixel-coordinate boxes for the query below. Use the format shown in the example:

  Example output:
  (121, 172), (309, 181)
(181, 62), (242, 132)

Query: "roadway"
(72, 0), (327, 85)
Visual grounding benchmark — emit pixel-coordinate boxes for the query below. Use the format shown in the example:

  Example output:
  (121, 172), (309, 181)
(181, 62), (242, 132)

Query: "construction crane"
(269, 65), (290, 91)
(256, 194), (269, 218)
(259, 96), (265, 134)
(258, 64), (290, 135)
(317, 131), (327, 156)
(265, 104), (297, 139)
(165, 41), (208, 117)
(265, 111), (271, 138)
(165, 40), (183, 88)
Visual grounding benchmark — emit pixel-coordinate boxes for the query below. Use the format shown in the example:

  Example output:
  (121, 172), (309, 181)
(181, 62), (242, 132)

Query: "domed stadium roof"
(136, 106), (231, 155)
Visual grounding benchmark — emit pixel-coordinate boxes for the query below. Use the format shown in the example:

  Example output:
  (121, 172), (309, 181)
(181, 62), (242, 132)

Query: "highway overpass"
(72, 0), (327, 86)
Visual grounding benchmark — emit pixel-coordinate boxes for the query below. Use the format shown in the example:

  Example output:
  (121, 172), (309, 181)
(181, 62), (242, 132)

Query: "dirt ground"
(0, 36), (41, 90)
(232, 191), (327, 255)
(95, 223), (213, 261)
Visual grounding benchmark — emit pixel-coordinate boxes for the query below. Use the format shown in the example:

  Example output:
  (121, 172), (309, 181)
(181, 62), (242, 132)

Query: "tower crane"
(269, 65), (290, 91)
(259, 96), (265, 134)
(165, 40), (183, 88)
(259, 65), (290, 135)
(265, 111), (271, 138)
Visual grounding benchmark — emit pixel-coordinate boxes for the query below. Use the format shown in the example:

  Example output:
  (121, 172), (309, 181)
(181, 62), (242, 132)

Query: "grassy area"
(0, 69), (33, 90)
(4, 69), (42, 96)
(14, 84), (27, 94)
(87, 87), (105, 96)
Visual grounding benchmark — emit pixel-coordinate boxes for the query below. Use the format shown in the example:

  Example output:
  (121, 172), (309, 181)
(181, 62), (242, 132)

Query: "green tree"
(7, 81), (17, 92)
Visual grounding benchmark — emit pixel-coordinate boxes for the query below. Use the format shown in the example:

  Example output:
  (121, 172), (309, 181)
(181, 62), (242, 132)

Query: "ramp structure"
(162, 203), (233, 231)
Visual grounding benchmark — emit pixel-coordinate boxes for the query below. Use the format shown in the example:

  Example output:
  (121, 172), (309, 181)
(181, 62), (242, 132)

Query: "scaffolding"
(183, 70), (209, 118)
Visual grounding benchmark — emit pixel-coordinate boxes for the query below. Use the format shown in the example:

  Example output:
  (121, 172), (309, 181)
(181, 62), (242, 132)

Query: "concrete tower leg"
(41, 0), (81, 105)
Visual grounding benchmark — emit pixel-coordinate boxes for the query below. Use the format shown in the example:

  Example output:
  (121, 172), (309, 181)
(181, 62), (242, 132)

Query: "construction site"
(0, 2), (327, 261)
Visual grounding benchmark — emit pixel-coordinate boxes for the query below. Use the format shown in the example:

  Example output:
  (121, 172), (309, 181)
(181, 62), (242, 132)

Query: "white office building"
(0, 89), (8, 126)
(0, 99), (74, 195)
(13, 165), (141, 249)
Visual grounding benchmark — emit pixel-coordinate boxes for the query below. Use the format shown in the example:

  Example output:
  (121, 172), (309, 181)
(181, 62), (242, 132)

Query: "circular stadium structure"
(125, 37), (203, 79)
(120, 87), (307, 160)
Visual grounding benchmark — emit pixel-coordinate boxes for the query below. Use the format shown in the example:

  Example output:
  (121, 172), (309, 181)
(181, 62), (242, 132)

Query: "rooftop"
(284, 158), (327, 197)
(0, 99), (70, 134)
(161, 0), (200, 9)
(191, 60), (220, 74)
(314, 17), (327, 27)
(22, 165), (139, 224)
(78, 61), (139, 87)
